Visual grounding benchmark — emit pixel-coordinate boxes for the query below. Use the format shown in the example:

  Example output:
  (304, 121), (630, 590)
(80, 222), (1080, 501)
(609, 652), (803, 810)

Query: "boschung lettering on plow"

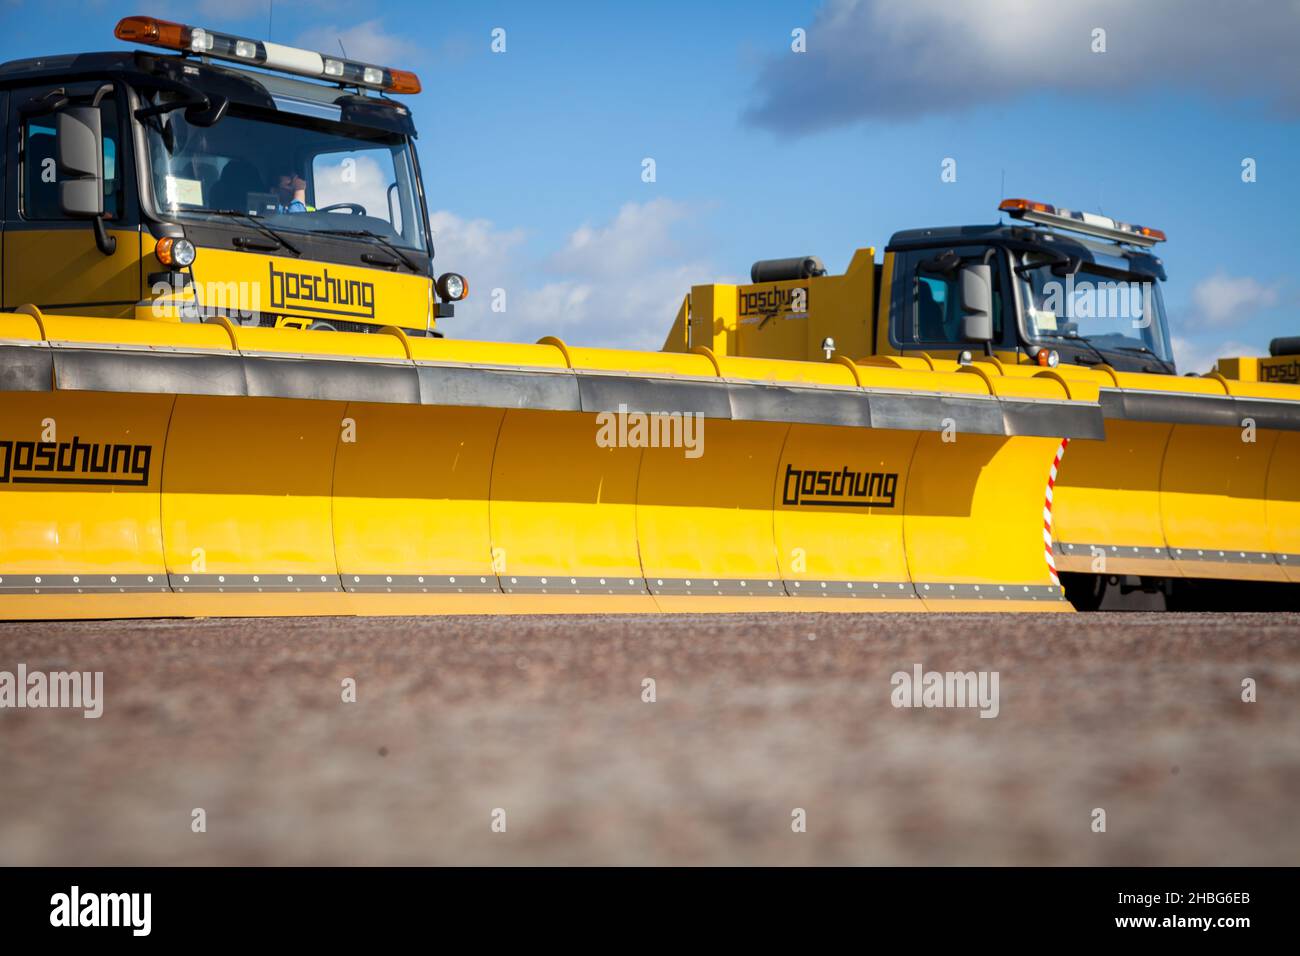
(0, 437), (151, 486)
(783, 464), (899, 508)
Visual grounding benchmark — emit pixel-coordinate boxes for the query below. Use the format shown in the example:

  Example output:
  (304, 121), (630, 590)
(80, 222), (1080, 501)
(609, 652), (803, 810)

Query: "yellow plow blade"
(1, 311), (1106, 619)
(1051, 369), (1300, 584)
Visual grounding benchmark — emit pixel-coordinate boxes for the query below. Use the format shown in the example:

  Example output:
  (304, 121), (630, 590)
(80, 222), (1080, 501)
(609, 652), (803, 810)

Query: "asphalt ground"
(1, 612), (1297, 865)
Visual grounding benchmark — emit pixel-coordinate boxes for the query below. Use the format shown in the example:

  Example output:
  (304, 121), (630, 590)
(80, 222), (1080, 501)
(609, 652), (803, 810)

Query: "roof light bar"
(114, 16), (421, 94)
(999, 198), (1166, 247)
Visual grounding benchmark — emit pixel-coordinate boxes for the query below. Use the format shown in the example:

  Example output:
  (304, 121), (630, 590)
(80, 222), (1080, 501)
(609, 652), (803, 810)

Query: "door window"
(897, 248), (1005, 347)
(21, 94), (122, 221)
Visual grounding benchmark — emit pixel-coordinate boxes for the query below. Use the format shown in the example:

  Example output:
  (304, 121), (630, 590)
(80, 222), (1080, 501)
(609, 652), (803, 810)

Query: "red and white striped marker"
(1044, 438), (1069, 586)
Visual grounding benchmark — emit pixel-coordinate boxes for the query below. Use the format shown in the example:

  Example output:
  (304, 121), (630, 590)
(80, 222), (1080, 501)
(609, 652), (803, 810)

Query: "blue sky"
(3, 0), (1297, 369)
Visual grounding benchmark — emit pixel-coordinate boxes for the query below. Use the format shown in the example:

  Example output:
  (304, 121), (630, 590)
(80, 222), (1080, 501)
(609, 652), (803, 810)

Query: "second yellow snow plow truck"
(0, 16), (1294, 619)
(663, 199), (1300, 610)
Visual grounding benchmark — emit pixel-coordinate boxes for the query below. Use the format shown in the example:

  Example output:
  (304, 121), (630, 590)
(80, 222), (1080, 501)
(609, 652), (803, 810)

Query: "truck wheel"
(1060, 572), (1105, 611)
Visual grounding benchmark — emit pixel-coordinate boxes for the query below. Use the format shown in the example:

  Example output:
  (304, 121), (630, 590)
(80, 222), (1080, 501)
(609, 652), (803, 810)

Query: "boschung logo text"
(269, 261), (376, 319)
(782, 464), (899, 508)
(0, 438), (151, 486)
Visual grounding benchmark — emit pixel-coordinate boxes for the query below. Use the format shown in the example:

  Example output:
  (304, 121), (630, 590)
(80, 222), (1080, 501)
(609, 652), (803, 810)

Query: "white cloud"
(1188, 272), (1282, 329)
(548, 199), (691, 278)
(294, 19), (417, 65)
(314, 154), (394, 218)
(1163, 270), (1284, 372)
(1170, 335), (1261, 376)
(427, 209), (526, 305)
(746, 0), (1300, 131)
(429, 200), (723, 350)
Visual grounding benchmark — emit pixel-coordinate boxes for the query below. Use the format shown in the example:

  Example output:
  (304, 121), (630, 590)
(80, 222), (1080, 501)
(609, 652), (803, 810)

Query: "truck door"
(885, 245), (1016, 363)
(2, 81), (140, 316)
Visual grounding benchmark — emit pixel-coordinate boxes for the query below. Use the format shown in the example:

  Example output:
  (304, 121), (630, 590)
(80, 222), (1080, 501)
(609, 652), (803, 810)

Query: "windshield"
(1017, 252), (1173, 363)
(143, 98), (427, 252)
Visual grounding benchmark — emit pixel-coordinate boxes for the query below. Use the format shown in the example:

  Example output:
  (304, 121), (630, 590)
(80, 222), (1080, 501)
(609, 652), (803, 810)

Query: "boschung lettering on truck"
(268, 262), (377, 321)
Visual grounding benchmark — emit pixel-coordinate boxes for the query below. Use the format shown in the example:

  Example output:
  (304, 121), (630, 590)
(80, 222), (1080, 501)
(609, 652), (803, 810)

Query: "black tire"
(1060, 572), (1106, 611)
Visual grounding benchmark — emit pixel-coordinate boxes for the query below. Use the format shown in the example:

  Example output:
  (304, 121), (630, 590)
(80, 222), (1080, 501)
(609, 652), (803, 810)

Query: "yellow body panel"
(408, 337), (569, 369)
(1049, 368), (1300, 581)
(1265, 433), (1300, 583)
(1218, 377), (1300, 401)
(859, 354), (939, 373)
(332, 404), (503, 583)
(161, 396), (343, 583)
(854, 363), (990, 395)
(1110, 370), (1227, 396)
(636, 420), (788, 590)
(1052, 420), (1174, 576)
(0, 392), (171, 578)
(564, 346), (716, 377)
(772, 424), (921, 607)
(34, 312), (235, 350)
(224, 322), (408, 359)
(0, 591), (797, 619)
(674, 249), (876, 363)
(0, 313), (45, 342)
(489, 410), (651, 591)
(716, 354), (858, 386)
(1159, 425), (1286, 582)
(2, 228), (141, 315)
(903, 433), (1067, 610)
(1220, 355), (1300, 385)
(183, 248), (432, 331)
(0, 592), (664, 619)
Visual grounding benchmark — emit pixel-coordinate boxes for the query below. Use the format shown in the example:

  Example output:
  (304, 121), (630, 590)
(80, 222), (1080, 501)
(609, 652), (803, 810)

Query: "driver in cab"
(276, 171), (314, 213)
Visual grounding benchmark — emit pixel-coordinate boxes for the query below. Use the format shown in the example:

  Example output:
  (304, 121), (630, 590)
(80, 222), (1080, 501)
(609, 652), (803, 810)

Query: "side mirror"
(959, 263), (994, 343)
(56, 107), (104, 219)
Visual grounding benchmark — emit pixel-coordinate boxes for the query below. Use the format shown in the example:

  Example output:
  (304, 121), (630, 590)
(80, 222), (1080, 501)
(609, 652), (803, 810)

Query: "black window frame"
(16, 80), (129, 224)
(888, 244), (1017, 353)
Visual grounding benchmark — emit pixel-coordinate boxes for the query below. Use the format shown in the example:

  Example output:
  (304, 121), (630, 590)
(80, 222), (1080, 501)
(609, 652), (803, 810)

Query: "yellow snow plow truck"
(0, 17), (1295, 619)
(664, 199), (1300, 610)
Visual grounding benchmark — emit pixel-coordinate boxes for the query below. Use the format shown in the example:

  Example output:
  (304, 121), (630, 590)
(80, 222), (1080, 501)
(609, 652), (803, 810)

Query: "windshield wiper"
(316, 228), (421, 273)
(1113, 345), (1176, 375)
(184, 208), (302, 257)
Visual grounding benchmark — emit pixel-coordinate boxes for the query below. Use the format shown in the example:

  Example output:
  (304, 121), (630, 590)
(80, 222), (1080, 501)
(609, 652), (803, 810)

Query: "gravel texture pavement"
(1, 612), (1297, 865)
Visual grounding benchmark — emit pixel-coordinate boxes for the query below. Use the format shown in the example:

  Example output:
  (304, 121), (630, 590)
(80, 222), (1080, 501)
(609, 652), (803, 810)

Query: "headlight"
(172, 238), (197, 267)
(156, 236), (196, 268)
(437, 272), (468, 301)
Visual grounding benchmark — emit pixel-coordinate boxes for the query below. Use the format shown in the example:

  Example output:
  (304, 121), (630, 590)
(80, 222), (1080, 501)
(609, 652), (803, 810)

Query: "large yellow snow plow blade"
(1049, 367), (1300, 584)
(0, 309), (1104, 619)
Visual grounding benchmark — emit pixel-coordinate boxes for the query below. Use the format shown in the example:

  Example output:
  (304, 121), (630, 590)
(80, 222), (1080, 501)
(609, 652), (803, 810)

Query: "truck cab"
(881, 200), (1175, 374)
(0, 15), (466, 334)
(668, 199), (1179, 376)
